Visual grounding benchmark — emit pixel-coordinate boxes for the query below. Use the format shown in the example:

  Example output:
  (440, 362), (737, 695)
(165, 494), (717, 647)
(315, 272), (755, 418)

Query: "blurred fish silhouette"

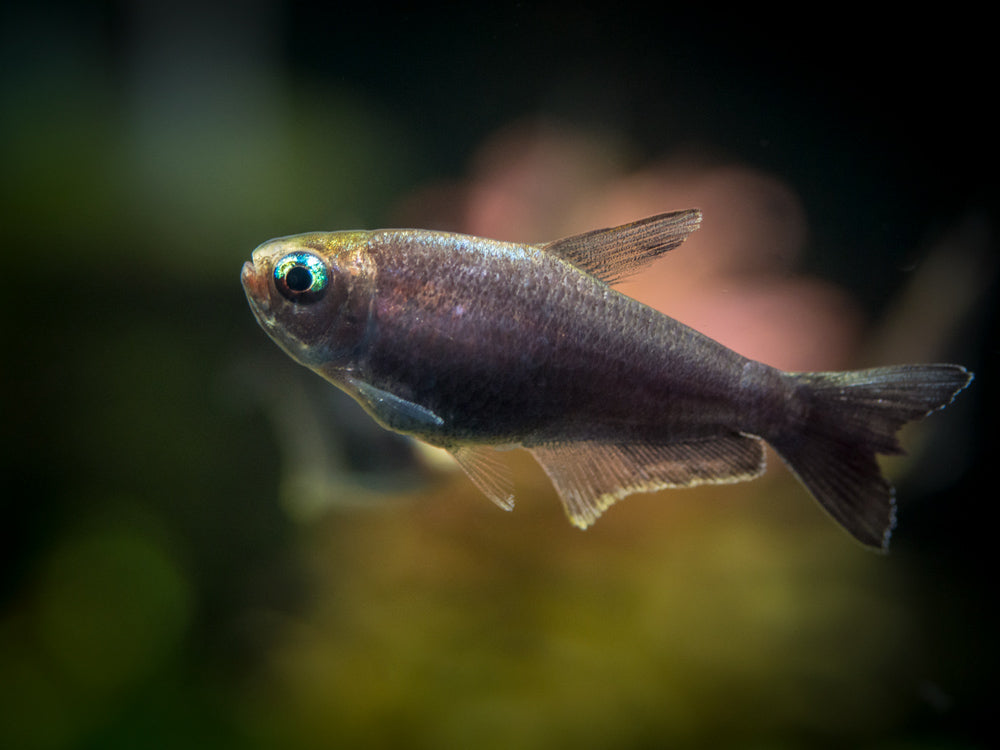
(242, 210), (972, 551)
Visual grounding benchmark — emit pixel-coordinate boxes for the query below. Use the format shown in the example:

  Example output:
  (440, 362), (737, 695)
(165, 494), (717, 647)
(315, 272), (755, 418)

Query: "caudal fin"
(768, 364), (973, 551)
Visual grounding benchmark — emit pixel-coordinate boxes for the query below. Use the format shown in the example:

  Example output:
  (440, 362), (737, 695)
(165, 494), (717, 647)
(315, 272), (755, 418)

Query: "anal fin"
(528, 435), (765, 529)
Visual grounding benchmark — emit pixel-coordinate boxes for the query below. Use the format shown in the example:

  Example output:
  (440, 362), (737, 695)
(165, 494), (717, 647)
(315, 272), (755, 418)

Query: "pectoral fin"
(527, 435), (765, 529)
(540, 209), (702, 285)
(345, 377), (444, 433)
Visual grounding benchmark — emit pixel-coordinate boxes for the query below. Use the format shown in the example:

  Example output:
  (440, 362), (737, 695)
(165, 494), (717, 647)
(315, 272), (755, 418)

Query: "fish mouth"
(242, 244), (279, 295)
(241, 260), (257, 290)
(241, 256), (270, 295)
(241, 259), (272, 322)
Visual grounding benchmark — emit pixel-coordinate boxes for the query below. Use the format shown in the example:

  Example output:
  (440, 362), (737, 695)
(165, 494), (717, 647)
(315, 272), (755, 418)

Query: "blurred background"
(1, 2), (996, 748)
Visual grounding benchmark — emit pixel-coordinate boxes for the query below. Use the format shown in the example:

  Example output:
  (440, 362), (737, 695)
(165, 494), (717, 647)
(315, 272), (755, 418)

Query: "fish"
(241, 209), (973, 551)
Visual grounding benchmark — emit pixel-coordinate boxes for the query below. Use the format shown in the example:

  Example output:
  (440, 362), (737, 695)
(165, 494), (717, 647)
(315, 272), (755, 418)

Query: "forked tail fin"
(768, 364), (973, 551)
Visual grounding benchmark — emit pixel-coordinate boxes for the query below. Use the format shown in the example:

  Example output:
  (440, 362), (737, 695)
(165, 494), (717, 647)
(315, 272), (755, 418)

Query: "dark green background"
(2, 3), (996, 748)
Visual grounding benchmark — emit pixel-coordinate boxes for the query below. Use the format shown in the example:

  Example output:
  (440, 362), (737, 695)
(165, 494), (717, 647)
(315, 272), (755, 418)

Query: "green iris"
(274, 252), (329, 303)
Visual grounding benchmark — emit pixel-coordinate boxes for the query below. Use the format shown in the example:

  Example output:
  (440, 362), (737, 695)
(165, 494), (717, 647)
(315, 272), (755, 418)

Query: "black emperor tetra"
(241, 209), (973, 551)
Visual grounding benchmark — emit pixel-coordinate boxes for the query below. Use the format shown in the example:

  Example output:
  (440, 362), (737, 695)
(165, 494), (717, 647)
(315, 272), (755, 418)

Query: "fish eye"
(274, 252), (329, 303)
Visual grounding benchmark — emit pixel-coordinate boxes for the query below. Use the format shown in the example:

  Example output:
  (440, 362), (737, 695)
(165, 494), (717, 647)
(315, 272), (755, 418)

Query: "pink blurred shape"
(395, 118), (864, 372)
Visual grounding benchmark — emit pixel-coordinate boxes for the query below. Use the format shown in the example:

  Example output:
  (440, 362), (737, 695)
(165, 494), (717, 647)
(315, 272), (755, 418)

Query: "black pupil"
(285, 265), (313, 293)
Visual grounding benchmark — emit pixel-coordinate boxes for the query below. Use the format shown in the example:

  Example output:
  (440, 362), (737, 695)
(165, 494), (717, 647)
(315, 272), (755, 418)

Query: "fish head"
(241, 231), (376, 369)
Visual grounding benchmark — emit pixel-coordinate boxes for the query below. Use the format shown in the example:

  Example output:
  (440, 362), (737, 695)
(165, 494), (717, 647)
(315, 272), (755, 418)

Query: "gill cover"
(258, 234), (377, 367)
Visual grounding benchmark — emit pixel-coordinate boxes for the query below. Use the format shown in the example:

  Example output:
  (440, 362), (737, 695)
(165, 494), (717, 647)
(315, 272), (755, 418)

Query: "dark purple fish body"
(241, 210), (973, 550)
(360, 228), (765, 443)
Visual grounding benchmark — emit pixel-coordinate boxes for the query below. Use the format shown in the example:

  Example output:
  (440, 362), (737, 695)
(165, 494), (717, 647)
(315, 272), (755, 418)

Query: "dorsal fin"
(540, 209), (702, 285)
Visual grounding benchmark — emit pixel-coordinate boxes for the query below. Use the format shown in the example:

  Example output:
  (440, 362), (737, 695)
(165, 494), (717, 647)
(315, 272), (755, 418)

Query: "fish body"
(241, 210), (972, 550)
